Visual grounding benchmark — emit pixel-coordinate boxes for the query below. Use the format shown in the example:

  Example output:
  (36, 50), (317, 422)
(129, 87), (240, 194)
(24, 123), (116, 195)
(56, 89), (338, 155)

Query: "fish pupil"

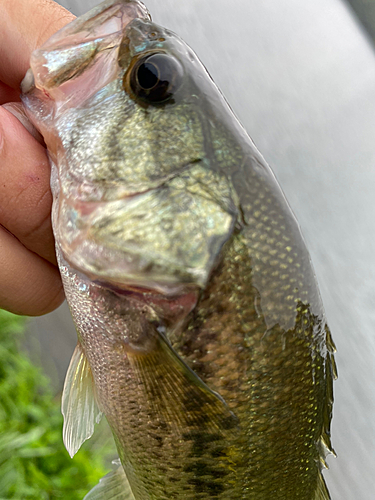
(129, 52), (183, 104)
(137, 61), (159, 90)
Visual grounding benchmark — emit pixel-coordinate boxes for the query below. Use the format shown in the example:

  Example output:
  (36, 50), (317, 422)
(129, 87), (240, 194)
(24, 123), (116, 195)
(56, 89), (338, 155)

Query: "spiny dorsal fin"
(62, 343), (102, 457)
(314, 472), (331, 500)
(319, 325), (337, 467)
(126, 330), (238, 434)
(315, 325), (336, 498)
(83, 461), (135, 500)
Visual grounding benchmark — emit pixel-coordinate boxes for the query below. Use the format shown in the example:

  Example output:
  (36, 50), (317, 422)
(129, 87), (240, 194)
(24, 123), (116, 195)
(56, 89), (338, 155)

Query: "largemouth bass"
(21, 0), (337, 498)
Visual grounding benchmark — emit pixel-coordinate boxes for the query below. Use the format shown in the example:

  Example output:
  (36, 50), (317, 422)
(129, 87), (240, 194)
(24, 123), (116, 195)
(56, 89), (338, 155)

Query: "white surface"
(27, 1), (375, 498)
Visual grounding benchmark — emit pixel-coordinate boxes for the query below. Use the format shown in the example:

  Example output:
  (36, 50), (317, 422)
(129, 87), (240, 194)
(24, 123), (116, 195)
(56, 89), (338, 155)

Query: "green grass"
(0, 309), (114, 500)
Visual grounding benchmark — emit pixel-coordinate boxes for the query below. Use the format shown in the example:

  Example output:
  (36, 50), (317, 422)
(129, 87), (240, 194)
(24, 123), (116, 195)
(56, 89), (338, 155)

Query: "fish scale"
(173, 235), (330, 499)
(21, 1), (335, 498)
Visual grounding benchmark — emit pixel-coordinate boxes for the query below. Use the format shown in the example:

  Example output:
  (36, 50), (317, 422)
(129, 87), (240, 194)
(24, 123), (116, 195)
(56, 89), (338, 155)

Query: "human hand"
(0, 0), (75, 315)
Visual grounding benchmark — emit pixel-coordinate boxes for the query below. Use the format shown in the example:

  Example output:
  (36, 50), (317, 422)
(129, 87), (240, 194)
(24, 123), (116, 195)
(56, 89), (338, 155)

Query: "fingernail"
(2, 102), (44, 144)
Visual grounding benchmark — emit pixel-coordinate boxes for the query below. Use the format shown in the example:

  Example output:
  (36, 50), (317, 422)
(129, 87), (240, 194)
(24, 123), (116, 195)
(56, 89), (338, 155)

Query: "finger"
(0, 106), (56, 265)
(0, 82), (20, 104)
(2, 103), (44, 143)
(0, 0), (75, 90)
(0, 225), (64, 316)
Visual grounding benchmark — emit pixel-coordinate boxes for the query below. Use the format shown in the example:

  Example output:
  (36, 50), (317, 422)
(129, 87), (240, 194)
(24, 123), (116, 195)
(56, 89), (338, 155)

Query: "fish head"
(21, 0), (238, 297)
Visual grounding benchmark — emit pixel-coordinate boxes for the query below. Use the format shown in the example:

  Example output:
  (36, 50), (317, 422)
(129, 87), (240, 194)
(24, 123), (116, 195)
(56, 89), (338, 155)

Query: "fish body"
(21, 1), (336, 499)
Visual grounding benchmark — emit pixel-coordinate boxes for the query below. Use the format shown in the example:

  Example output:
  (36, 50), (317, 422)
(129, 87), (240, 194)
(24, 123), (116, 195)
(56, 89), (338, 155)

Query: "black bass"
(21, 1), (336, 498)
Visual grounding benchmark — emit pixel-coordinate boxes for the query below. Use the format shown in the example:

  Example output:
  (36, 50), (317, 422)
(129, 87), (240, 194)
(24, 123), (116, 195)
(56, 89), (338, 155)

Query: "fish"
(21, 0), (337, 498)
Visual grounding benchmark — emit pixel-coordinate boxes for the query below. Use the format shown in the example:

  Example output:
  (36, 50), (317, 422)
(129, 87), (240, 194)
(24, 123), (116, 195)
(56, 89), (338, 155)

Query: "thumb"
(0, 0), (75, 90)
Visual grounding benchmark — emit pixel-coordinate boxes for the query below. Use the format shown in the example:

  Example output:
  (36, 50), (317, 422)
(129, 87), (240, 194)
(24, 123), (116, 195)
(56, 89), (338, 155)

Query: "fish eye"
(126, 52), (183, 104)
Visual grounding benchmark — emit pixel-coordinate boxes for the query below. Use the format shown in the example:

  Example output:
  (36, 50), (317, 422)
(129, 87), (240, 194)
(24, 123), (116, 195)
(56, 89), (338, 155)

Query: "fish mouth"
(21, 0), (151, 95)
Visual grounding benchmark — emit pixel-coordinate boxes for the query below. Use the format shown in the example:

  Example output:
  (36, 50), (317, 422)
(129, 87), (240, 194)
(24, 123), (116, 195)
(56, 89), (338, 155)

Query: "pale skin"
(0, 0), (75, 315)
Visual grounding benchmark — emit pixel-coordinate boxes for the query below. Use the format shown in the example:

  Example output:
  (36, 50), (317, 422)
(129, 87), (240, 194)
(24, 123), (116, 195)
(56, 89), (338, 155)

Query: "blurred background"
(24, 0), (375, 498)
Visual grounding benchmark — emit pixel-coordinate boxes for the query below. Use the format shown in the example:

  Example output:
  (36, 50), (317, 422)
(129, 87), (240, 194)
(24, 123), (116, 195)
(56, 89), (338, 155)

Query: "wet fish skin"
(21, 1), (336, 499)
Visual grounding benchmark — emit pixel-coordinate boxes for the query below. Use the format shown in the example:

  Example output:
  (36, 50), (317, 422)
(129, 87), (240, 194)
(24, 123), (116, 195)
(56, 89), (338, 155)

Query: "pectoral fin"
(126, 331), (238, 433)
(62, 343), (102, 458)
(83, 461), (135, 500)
